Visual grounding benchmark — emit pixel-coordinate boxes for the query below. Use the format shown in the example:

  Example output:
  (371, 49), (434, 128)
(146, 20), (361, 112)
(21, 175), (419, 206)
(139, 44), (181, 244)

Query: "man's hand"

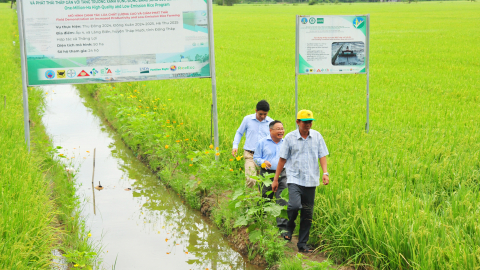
(272, 158), (286, 193)
(232, 148), (238, 157)
(272, 178), (279, 193)
(322, 175), (329, 185)
(264, 160), (272, 169)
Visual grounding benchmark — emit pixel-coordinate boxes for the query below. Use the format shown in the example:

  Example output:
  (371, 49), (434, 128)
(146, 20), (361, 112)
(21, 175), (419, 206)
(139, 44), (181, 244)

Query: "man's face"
(256, 110), (268, 121)
(270, 123), (284, 141)
(296, 120), (313, 133)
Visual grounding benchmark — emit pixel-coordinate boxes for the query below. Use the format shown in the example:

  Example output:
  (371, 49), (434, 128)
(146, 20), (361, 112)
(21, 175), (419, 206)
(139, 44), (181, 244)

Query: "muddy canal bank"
(42, 85), (261, 270)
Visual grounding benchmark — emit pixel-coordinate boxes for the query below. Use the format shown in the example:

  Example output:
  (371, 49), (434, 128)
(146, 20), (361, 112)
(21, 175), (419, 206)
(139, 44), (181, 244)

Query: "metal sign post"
(295, 15), (299, 128)
(207, 0), (219, 160)
(365, 14), (370, 133)
(16, 0), (30, 151)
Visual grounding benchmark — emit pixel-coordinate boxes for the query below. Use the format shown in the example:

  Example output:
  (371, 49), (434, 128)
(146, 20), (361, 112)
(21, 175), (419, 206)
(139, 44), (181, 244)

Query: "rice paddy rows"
(0, 5), (98, 269)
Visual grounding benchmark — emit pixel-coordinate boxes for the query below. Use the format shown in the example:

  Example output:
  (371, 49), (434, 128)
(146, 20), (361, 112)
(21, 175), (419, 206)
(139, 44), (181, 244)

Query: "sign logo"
(45, 70), (55, 79)
(309, 68), (313, 72)
(317, 18), (324, 24)
(57, 70), (66, 78)
(100, 68), (112, 75)
(301, 18), (308, 24)
(305, 69), (309, 73)
(317, 69), (321, 72)
(115, 69), (121, 75)
(309, 17), (316, 24)
(353, 17), (365, 28)
(66, 69), (76, 78)
(78, 70), (90, 77)
(90, 68), (99, 76)
(140, 67), (150, 74)
(170, 65), (177, 71)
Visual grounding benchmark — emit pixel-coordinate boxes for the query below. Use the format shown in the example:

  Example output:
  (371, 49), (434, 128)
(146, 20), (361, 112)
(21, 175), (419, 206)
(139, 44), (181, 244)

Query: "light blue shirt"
(279, 129), (329, 187)
(232, 114), (273, 151)
(253, 135), (284, 171)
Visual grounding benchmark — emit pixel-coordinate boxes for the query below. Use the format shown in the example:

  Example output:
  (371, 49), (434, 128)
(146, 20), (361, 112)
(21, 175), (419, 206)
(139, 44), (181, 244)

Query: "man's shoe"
(298, 245), (314, 253)
(280, 231), (291, 241)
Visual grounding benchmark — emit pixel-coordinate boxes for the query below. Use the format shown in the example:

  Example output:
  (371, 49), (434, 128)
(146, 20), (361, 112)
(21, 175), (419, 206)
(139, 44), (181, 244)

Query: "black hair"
(269, 120), (283, 129)
(256, 100), (270, 112)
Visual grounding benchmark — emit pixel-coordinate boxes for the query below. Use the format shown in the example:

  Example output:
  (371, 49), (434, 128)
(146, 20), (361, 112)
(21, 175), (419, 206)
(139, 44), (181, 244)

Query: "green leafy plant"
(230, 173), (284, 231)
(63, 250), (97, 269)
(229, 173), (288, 264)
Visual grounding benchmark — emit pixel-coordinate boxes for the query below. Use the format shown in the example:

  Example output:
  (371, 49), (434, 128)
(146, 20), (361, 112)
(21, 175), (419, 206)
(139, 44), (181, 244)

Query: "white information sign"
(20, 0), (212, 85)
(296, 15), (369, 75)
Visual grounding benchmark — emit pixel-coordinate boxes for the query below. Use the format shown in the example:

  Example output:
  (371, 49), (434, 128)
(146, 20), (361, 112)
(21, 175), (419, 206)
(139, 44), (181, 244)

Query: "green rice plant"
(0, 5), (99, 269)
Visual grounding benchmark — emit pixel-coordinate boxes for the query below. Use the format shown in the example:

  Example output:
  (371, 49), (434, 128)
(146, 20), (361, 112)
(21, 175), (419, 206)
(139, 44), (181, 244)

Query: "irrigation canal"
(42, 85), (260, 270)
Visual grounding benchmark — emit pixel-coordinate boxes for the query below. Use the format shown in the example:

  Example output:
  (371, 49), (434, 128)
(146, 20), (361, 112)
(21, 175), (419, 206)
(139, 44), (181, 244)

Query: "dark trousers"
(259, 168), (288, 232)
(287, 183), (316, 249)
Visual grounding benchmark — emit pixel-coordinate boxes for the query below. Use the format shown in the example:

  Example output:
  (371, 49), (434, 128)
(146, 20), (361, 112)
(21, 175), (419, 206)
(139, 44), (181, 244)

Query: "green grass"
(0, 5), (98, 269)
(278, 254), (332, 270)
(78, 2), (480, 269)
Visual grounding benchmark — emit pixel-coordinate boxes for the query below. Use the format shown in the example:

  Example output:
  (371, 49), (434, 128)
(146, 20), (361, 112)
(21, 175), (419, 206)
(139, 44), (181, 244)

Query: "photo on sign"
(331, 42), (365, 66)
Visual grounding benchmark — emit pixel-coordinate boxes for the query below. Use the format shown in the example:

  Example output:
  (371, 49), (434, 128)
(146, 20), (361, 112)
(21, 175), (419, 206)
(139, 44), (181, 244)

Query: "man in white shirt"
(232, 100), (273, 188)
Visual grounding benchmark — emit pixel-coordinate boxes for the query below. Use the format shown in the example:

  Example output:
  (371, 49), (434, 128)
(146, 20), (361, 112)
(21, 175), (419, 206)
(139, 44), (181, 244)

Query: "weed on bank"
(0, 5), (98, 269)
(78, 2), (480, 269)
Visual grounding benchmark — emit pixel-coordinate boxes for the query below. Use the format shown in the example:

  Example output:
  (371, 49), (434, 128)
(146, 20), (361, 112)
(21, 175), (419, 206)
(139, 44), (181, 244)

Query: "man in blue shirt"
(232, 100), (273, 188)
(253, 120), (288, 234)
(272, 110), (329, 253)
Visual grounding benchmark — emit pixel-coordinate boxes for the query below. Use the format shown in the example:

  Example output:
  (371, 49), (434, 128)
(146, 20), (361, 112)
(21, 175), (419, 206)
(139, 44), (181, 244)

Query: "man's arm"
(272, 158), (286, 192)
(253, 141), (265, 167)
(232, 117), (248, 156)
(319, 156), (329, 185)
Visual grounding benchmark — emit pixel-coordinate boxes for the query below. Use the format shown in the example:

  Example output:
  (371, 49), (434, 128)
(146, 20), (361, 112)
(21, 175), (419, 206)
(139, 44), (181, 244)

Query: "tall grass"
(78, 2), (480, 269)
(0, 5), (98, 269)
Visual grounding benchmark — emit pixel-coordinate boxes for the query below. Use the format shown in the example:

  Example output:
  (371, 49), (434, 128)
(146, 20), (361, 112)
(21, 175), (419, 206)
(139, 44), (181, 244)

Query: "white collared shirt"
(232, 114), (273, 151)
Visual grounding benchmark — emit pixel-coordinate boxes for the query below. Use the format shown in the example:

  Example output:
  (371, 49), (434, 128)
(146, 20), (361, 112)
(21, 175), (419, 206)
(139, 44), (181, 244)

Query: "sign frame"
(295, 14), (370, 132)
(16, 0), (219, 153)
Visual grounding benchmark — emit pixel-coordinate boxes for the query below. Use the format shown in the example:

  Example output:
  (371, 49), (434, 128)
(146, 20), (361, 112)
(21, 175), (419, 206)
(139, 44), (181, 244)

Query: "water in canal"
(42, 85), (259, 270)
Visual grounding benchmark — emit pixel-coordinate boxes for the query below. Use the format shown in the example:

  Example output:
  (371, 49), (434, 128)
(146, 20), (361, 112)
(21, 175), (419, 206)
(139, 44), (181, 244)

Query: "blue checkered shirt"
(279, 129), (329, 187)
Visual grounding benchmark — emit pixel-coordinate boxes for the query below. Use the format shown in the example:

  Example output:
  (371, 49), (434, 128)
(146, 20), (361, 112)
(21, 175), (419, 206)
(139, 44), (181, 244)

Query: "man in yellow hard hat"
(272, 109), (329, 253)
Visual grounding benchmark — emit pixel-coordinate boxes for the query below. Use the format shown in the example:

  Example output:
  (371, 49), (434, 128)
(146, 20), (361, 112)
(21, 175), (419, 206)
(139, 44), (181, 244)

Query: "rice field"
(0, 5), (98, 269)
(78, 2), (480, 269)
